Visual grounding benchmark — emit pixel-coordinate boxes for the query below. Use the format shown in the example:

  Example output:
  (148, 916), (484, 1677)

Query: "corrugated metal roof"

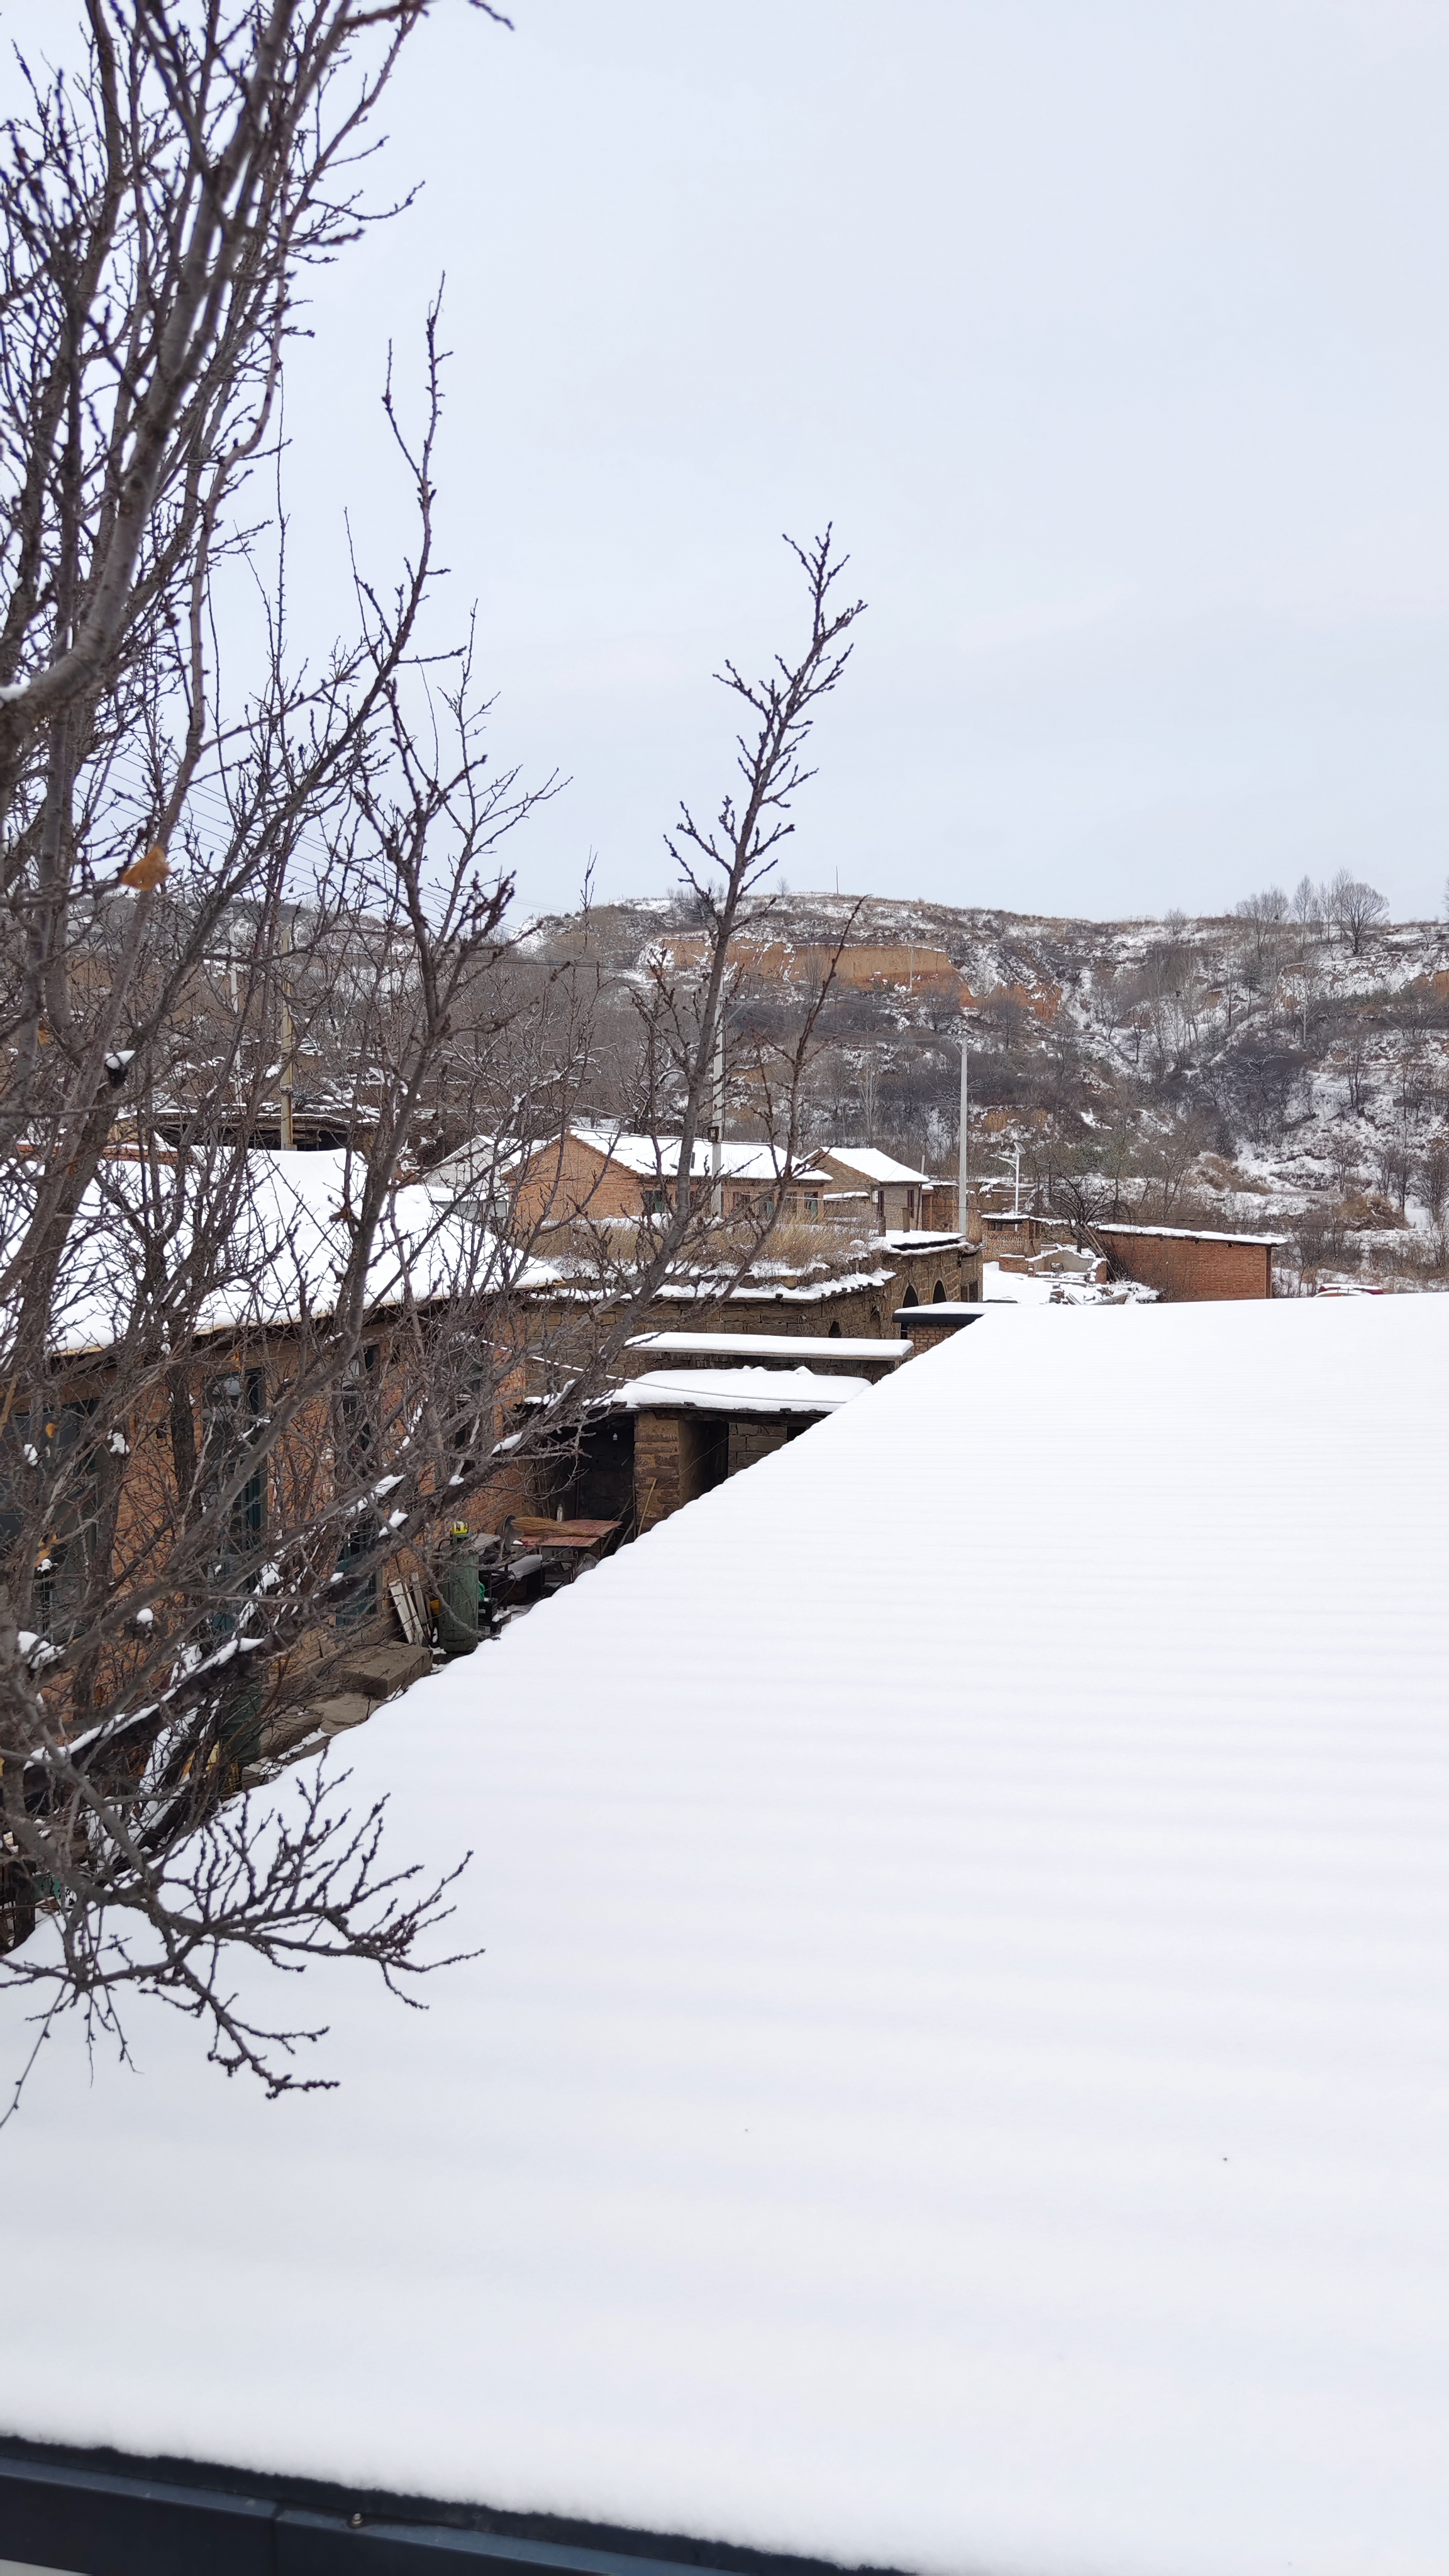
(3, 1300), (1446, 2574)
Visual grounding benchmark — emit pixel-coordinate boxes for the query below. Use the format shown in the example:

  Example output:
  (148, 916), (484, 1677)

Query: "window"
(199, 1367), (267, 1645)
(643, 1189), (667, 1216)
(804, 1196), (819, 1218)
(204, 1365), (267, 1586)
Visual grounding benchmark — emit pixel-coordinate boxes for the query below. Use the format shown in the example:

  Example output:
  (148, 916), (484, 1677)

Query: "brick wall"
(897, 1312), (980, 1355)
(512, 1133), (643, 1230)
(1096, 1228), (1275, 1301)
(631, 1403), (824, 1531)
(726, 1421), (790, 1475)
(633, 1411), (686, 1531)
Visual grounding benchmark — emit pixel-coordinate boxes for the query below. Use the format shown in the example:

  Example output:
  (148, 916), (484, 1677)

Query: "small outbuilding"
(1094, 1219), (1287, 1299)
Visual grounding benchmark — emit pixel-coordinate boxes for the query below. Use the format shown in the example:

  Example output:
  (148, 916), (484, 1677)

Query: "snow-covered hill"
(525, 892), (1449, 1290)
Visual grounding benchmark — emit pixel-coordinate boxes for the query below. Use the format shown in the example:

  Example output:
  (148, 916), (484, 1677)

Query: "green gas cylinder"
(436, 1523), (479, 1657)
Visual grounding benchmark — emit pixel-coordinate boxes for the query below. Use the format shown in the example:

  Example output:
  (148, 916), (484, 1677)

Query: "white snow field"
(2, 1298), (1448, 2576)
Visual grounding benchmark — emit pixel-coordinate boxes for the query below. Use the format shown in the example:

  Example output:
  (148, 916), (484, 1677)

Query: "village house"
(5, 1151), (487, 1773)
(5, 1125), (994, 1836)
(543, 1333), (908, 1532)
(434, 1124), (834, 1232)
(814, 1144), (953, 1233)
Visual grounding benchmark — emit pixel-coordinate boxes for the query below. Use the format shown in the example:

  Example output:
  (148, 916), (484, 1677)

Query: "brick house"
(437, 1125), (833, 1233)
(6, 1151), (526, 1764)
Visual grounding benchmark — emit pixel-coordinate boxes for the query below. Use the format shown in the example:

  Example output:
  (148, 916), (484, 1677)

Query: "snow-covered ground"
(978, 1257), (1157, 1307)
(2, 1299), (1448, 2576)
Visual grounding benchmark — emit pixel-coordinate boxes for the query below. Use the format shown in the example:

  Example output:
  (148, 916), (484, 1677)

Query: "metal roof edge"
(0, 2436), (911, 2576)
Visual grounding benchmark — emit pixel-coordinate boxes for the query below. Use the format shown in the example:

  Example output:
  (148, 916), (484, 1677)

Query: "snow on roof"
(652, 1265), (898, 1309)
(570, 1126), (829, 1186)
(611, 1366), (869, 1416)
(1095, 1219), (1292, 1247)
(3, 1299), (1448, 2573)
(628, 1330), (909, 1362)
(818, 1144), (933, 1186)
(37, 1149), (479, 1358)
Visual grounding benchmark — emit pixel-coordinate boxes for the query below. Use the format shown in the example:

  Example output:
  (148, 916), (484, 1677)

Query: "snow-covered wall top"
(2, 1299), (1446, 2576)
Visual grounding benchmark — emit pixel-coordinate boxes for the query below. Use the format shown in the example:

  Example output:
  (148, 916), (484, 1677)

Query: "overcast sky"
(13, 0), (1449, 921)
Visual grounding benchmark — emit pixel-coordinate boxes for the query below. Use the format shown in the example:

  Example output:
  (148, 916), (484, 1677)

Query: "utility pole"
(958, 1035), (969, 1244)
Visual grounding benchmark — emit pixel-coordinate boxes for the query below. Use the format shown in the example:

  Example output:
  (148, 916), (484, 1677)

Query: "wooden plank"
(508, 1516), (619, 1545)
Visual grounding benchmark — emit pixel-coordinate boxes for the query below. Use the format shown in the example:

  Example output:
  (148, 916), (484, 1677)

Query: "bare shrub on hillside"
(1293, 1208), (1356, 1274)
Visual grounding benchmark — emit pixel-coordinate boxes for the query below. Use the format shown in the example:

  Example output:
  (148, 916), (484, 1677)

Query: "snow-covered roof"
(818, 1144), (933, 1186)
(570, 1126), (829, 1186)
(1096, 1219), (1292, 1247)
(655, 1265), (899, 1309)
(628, 1330), (908, 1363)
(610, 1366), (869, 1416)
(34, 1148), (480, 1358)
(3, 1299), (1447, 2573)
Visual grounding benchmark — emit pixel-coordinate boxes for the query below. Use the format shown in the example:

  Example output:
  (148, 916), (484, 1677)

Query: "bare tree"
(1326, 872), (1389, 957)
(0, 2), (865, 2104)
(1341, 1029), (1372, 1117)
(1419, 1135), (1449, 1235)
(1374, 1138), (1413, 1214)
(1291, 874), (1323, 934)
